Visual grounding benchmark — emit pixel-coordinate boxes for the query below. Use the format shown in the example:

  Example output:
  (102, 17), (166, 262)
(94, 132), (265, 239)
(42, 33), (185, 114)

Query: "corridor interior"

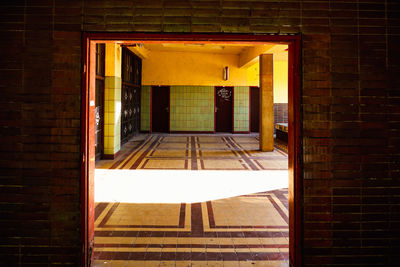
(93, 134), (289, 267)
(92, 40), (290, 266)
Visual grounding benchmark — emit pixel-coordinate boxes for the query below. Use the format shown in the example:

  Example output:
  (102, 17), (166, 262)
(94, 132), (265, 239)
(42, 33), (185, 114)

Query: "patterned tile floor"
(94, 134), (289, 266)
(96, 134), (288, 171)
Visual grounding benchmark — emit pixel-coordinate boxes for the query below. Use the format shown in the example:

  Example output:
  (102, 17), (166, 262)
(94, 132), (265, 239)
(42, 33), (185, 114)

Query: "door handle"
(166, 107), (169, 112)
(215, 107), (218, 113)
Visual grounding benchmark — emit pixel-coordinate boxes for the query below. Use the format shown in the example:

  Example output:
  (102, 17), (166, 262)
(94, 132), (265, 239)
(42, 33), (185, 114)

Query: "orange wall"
(142, 51), (259, 86)
(143, 50), (288, 103)
(246, 60), (288, 103)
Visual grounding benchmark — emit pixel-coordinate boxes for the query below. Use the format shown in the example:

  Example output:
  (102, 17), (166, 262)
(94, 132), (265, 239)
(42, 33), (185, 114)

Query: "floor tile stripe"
(130, 136), (161, 169)
(254, 159), (266, 170)
(273, 190), (289, 210)
(224, 137), (259, 170)
(191, 203), (203, 236)
(179, 203), (186, 228)
(102, 225), (183, 229)
(98, 202), (119, 227)
(185, 137), (189, 169)
(267, 195), (289, 224)
(109, 138), (148, 169)
(116, 136), (154, 169)
(229, 137), (253, 158)
(206, 201), (216, 228)
(190, 136), (198, 170)
(94, 202), (108, 221)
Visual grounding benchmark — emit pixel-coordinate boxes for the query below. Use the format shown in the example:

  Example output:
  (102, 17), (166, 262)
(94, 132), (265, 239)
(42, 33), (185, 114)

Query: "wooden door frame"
(81, 33), (302, 267)
(214, 86), (234, 133)
(150, 85), (170, 133)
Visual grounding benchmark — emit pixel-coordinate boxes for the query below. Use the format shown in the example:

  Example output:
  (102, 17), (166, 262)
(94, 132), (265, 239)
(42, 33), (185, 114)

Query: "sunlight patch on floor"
(95, 169), (288, 203)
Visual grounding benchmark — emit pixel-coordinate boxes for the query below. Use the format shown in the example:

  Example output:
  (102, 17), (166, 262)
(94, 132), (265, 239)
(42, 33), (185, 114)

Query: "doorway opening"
(152, 86), (170, 133)
(215, 86), (233, 133)
(82, 33), (301, 267)
(250, 86), (260, 133)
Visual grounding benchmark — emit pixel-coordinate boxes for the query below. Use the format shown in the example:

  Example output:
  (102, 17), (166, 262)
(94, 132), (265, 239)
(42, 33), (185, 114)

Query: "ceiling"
(142, 43), (260, 55)
(128, 43), (288, 62)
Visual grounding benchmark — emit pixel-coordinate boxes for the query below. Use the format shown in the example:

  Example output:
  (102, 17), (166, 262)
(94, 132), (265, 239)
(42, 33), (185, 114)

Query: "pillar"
(103, 43), (122, 158)
(259, 54), (274, 151)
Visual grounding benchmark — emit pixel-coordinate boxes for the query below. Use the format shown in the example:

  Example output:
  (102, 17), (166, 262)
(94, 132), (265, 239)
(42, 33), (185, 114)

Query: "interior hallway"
(94, 134), (289, 266)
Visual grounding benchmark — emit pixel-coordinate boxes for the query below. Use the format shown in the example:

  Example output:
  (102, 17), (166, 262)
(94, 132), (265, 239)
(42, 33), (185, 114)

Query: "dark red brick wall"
(0, 0), (399, 266)
(274, 103), (288, 124)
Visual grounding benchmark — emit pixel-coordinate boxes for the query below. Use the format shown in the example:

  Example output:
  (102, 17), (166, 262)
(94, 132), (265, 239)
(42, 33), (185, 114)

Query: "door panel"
(121, 84), (141, 144)
(250, 87), (260, 132)
(95, 80), (104, 158)
(121, 48), (142, 145)
(215, 86), (233, 132)
(152, 86), (169, 132)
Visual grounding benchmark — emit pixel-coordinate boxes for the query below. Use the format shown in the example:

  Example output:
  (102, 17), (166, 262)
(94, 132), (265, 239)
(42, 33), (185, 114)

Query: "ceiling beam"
(238, 45), (274, 68)
(127, 45), (149, 59)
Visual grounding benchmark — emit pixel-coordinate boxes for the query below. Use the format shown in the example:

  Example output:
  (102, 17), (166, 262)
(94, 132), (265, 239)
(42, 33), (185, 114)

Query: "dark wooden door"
(152, 86), (169, 132)
(250, 86), (260, 132)
(95, 44), (105, 159)
(215, 86), (233, 132)
(121, 47), (142, 145)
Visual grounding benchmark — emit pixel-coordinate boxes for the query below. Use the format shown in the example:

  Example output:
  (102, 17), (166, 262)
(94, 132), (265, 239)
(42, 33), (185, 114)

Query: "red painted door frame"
(81, 33), (302, 266)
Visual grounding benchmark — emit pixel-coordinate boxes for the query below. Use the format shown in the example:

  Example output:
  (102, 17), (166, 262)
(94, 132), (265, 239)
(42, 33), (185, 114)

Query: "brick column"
(259, 54), (274, 151)
(104, 43), (121, 158)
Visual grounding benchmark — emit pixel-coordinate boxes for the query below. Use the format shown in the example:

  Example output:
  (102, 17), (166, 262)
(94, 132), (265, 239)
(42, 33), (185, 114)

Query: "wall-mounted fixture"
(223, 66), (229, 80)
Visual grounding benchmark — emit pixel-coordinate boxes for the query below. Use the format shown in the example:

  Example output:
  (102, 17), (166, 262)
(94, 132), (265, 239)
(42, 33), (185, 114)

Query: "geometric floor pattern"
(96, 134), (288, 171)
(94, 134), (289, 266)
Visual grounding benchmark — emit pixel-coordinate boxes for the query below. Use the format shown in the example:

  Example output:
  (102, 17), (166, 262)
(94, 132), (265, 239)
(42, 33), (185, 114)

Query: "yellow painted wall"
(104, 43), (122, 155)
(140, 50), (288, 133)
(105, 44), (121, 77)
(143, 50), (287, 103)
(142, 51), (259, 86)
(246, 63), (259, 87)
(274, 61), (288, 103)
(246, 60), (288, 103)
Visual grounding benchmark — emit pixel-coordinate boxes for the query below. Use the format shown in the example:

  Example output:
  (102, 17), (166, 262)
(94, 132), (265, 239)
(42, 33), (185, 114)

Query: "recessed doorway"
(151, 86), (170, 133)
(215, 86), (233, 133)
(250, 86), (260, 133)
(81, 33), (301, 267)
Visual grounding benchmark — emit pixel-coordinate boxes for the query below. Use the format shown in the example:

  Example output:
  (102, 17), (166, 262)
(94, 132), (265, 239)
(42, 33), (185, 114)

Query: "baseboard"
(233, 131), (251, 134)
(103, 151), (120, 160)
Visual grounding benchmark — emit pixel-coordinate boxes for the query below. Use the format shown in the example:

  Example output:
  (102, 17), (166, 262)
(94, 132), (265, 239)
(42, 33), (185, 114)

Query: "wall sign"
(217, 88), (232, 101)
